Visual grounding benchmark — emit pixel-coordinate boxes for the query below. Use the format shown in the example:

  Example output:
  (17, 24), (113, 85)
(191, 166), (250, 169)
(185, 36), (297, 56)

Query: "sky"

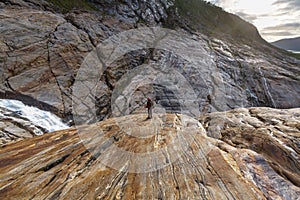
(206, 0), (300, 42)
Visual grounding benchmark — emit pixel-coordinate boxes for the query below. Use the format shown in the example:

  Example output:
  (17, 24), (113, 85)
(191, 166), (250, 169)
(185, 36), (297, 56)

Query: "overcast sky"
(206, 0), (300, 42)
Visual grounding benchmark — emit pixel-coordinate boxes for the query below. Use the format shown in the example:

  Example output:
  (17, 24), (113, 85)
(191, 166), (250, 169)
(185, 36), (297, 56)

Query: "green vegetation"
(47, 0), (96, 12)
(174, 0), (223, 29)
(274, 47), (300, 60)
(165, 0), (261, 42)
(286, 52), (300, 60)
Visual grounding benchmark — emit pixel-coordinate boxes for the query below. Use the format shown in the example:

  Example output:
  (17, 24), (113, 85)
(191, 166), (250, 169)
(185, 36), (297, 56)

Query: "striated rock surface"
(0, 106), (45, 145)
(0, 0), (172, 118)
(0, 99), (68, 146)
(0, 0), (299, 122)
(0, 108), (299, 199)
(201, 107), (300, 187)
(0, 2), (94, 116)
(1, 1), (299, 199)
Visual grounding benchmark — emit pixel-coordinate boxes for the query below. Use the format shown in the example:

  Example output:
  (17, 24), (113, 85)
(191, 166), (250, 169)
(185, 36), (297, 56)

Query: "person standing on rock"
(145, 97), (153, 119)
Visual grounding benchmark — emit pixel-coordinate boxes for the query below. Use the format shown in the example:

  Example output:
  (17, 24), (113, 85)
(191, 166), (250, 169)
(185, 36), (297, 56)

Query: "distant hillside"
(166, 0), (265, 43)
(272, 37), (300, 52)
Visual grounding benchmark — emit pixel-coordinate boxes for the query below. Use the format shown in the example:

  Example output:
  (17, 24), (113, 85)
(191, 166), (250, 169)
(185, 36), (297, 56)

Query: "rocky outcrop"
(201, 107), (300, 188)
(0, 0), (172, 118)
(0, 108), (299, 199)
(1, 1), (299, 199)
(0, 2), (94, 116)
(0, 0), (299, 122)
(0, 99), (68, 146)
(0, 106), (45, 145)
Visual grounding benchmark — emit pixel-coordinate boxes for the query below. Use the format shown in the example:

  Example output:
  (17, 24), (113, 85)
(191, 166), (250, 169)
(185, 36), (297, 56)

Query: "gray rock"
(0, 0), (299, 123)
(0, 106), (46, 145)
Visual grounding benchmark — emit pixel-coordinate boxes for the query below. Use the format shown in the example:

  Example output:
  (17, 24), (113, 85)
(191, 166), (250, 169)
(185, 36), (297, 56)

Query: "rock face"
(0, 0), (172, 118)
(201, 107), (300, 189)
(0, 0), (299, 123)
(0, 106), (45, 145)
(0, 99), (68, 146)
(1, 1), (299, 199)
(0, 108), (299, 199)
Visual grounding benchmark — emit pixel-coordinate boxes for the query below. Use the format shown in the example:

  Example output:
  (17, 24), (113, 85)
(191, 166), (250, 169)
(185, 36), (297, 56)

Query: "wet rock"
(0, 99), (68, 146)
(0, 106), (45, 145)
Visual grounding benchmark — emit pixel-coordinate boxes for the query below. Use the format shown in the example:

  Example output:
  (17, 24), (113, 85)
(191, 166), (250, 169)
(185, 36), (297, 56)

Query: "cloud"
(261, 23), (300, 41)
(208, 0), (227, 5)
(273, 0), (300, 7)
(262, 23), (300, 32)
(261, 31), (295, 37)
(206, 0), (300, 41)
(272, 0), (300, 11)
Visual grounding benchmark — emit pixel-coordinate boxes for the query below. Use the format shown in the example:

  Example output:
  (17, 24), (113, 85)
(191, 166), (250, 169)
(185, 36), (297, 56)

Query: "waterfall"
(257, 67), (277, 108)
(0, 99), (68, 133)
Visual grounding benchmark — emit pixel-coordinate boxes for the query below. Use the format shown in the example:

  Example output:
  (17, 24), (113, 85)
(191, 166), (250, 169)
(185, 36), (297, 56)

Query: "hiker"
(145, 97), (153, 119)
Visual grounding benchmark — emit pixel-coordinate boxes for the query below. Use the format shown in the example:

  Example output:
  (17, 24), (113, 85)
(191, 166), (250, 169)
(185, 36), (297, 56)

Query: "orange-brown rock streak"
(0, 110), (299, 199)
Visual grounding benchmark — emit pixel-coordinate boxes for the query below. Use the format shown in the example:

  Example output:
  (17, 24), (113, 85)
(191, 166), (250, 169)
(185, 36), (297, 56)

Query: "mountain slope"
(0, 109), (299, 199)
(167, 0), (265, 43)
(0, 1), (299, 199)
(272, 37), (300, 52)
(0, 0), (299, 123)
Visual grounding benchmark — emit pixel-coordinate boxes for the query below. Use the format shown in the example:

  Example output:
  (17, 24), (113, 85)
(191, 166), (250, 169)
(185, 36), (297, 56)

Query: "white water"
(0, 99), (69, 133)
(257, 67), (277, 108)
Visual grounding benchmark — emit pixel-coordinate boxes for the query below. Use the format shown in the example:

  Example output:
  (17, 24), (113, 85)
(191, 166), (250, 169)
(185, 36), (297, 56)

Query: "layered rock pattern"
(0, 2), (92, 115)
(0, 108), (299, 199)
(0, 106), (46, 145)
(0, 0), (299, 123)
(0, 99), (68, 146)
(1, 1), (299, 199)
(201, 107), (300, 194)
